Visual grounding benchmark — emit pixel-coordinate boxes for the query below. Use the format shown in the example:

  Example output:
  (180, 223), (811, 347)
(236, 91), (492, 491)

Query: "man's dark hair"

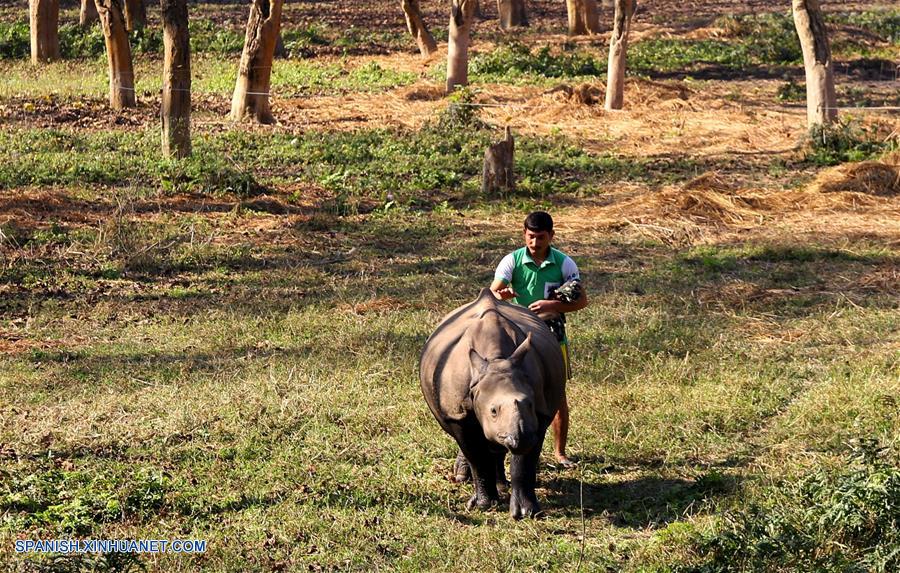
(524, 211), (553, 233)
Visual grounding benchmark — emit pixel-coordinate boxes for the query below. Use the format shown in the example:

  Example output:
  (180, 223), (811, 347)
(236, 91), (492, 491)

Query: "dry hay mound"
(403, 84), (444, 101)
(663, 189), (759, 225)
(809, 159), (900, 197)
(545, 83), (604, 105)
(651, 172), (761, 225)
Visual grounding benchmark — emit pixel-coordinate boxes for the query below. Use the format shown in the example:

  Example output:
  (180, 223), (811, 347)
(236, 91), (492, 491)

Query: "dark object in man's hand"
(549, 279), (583, 304)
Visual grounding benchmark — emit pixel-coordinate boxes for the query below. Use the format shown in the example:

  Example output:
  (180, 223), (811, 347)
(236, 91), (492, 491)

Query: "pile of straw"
(809, 159), (899, 197)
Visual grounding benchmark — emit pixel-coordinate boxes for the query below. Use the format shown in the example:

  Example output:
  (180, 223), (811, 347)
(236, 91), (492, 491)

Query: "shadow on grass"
(543, 471), (740, 528)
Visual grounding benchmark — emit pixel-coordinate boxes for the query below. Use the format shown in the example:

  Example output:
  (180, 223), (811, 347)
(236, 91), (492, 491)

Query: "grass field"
(1, 0), (899, 571)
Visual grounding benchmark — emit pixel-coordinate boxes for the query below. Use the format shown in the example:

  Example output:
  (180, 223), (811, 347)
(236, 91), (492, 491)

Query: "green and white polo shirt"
(494, 247), (581, 307)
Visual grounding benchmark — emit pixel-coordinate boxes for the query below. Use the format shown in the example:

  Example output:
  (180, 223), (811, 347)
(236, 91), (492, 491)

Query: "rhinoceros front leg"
(451, 424), (500, 510)
(454, 450), (509, 490)
(509, 438), (543, 519)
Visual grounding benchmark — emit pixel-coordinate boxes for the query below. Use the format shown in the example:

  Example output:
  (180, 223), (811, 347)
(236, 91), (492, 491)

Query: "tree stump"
(482, 127), (515, 195)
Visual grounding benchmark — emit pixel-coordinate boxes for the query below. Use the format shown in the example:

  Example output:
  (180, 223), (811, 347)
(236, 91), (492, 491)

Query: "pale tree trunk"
(447, 0), (476, 92)
(497, 0), (527, 30)
(124, 0), (145, 31)
(231, 0), (284, 123)
(401, 0), (437, 58)
(96, 0), (136, 109)
(565, 0), (599, 36)
(29, 0), (60, 63)
(791, 0), (837, 129)
(605, 0), (634, 110)
(80, 0), (98, 28)
(161, 0), (191, 158)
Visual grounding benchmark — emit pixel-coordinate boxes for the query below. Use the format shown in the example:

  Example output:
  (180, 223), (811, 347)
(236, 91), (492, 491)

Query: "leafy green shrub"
(715, 12), (802, 64)
(159, 152), (263, 198)
(58, 23), (107, 59)
(1, 465), (174, 535)
(806, 119), (896, 166)
(629, 39), (753, 73)
(189, 19), (244, 54)
(776, 78), (805, 102)
(679, 439), (900, 573)
(433, 86), (485, 132)
(282, 23), (331, 56)
(0, 21), (29, 59)
(832, 9), (900, 45)
(469, 42), (604, 80)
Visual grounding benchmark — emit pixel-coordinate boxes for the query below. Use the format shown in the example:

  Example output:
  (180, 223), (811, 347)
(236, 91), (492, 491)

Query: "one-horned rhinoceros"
(419, 288), (566, 518)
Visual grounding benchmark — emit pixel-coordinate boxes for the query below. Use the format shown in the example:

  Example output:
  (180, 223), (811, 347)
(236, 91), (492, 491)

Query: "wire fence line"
(10, 77), (900, 114)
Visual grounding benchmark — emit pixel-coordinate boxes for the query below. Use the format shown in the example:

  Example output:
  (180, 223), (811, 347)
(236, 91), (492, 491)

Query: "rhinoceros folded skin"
(419, 287), (566, 518)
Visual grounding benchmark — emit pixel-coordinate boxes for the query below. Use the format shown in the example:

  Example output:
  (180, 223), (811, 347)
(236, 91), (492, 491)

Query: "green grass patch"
(805, 118), (898, 166)
(674, 440), (900, 573)
(0, 120), (665, 204)
(468, 42), (605, 83)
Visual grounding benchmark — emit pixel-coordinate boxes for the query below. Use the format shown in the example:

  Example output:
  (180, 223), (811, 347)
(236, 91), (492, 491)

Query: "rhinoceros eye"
(490, 406), (498, 417)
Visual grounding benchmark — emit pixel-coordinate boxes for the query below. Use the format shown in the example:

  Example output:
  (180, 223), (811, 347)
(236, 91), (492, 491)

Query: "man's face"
(523, 228), (553, 258)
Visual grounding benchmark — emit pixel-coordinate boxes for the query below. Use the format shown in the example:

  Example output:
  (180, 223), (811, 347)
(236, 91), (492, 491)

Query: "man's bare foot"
(555, 454), (577, 468)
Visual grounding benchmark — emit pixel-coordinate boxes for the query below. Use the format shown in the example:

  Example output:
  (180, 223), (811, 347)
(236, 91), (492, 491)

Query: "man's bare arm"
(490, 278), (516, 300)
(527, 289), (589, 314)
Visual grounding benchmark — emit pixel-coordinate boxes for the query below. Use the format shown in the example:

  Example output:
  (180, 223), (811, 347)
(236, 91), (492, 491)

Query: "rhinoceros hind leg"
(453, 451), (471, 483)
(495, 451), (509, 491)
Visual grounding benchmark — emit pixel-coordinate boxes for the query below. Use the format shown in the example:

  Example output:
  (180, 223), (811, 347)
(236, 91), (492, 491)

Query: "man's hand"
(494, 286), (517, 300)
(528, 299), (561, 314)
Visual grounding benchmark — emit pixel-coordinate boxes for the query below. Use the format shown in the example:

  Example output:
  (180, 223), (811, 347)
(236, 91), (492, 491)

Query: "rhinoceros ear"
(469, 348), (489, 386)
(508, 333), (532, 366)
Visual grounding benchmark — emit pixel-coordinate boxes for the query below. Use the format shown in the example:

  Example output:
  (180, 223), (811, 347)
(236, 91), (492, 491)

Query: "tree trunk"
(80, 0), (98, 28)
(482, 126), (515, 194)
(401, 0), (437, 58)
(791, 0), (837, 129)
(29, 0), (60, 63)
(123, 0), (145, 31)
(274, 33), (286, 58)
(566, 0), (599, 36)
(161, 0), (191, 158)
(605, 0), (633, 110)
(447, 0), (476, 92)
(96, 0), (136, 109)
(231, 0), (284, 123)
(497, 0), (527, 30)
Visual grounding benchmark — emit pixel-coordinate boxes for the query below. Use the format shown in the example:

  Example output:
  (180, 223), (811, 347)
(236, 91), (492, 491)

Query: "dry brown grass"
(810, 160), (900, 197)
